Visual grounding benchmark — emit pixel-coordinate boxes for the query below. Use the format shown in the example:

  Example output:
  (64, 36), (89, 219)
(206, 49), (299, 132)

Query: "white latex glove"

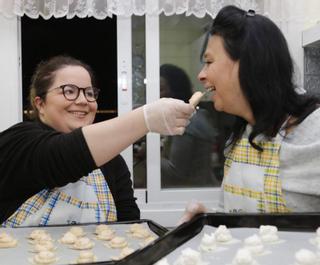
(143, 98), (194, 135)
(177, 200), (207, 226)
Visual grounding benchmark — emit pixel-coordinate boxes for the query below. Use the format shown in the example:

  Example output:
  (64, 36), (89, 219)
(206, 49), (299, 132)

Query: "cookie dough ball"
(71, 237), (94, 250)
(214, 225), (233, 243)
(244, 234), (264, 255)
(32, 241), (56, 253)
(28, 231), (53, 245)
(28, 230), (47, 240)
(259, 225), (279, 243)
(294, 249), (318, 265)
(131, 228), (151, 239)
(75, 250), (97, 264)
(127, 223), (144, 233)
(69, 227), (85, 237)
(95, 224), (112, 235)
(58, 232), (77, 245)
(112, 247), (135, 260)
(232, 248), (257, 265)
(174, 248), (205, 265)
(199, 233), (216, 252)
(140, 236), (157, 247)
(96, 229), (115, 241)
(30, 250), (58, 264)
(0, 232), (18, 248)
(106, 236), (128, 249)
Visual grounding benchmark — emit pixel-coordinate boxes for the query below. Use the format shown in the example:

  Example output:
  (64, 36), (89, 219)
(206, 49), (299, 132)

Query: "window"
(21, 16), (117, 122)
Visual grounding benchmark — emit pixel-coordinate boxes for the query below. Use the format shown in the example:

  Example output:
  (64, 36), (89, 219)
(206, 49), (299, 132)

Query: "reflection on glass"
(132, 15), (147, 188)
(132, 14), (235, 189)
(159, 14), (234, 188)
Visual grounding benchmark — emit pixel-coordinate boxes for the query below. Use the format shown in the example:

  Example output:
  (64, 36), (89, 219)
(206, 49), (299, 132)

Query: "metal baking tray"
(117, 213), (320, 265)
(0, 219), (168, 265)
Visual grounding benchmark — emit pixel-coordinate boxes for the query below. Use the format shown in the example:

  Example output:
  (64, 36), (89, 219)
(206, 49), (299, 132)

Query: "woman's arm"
(83, 99), (194, 166)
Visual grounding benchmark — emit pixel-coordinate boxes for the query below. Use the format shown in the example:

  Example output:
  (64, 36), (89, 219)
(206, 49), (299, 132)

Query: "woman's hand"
(177, 200), (207, 225)
(143, 98), (194, 135)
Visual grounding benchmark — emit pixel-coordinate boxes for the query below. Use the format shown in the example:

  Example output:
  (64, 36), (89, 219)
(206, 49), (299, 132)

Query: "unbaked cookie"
(131, 228), (151, 239)
(94, 224), (112, 235)
(199, 233), (216, 252)
(112, 247), (135, 260)
(28, 231), (53, 245)
(69, 227), (86, 237)
(0, 232), (18, 248)
(70, 237), (94, 250)
(139, 236), (157, 247)
(96, 229), (115, 241)
(127, 223), (151, 239)
(29, 250), (58, 265)
(127, 223), (144, 234)
(58, 232), (77, 245)
(105, 236), (128, 249)
(32, 241), (56, 253)
(74, 250), (97, 264)
(28, 230), (47, 240)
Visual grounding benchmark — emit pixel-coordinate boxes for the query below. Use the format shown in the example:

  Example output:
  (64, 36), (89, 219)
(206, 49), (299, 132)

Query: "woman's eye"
(64, 88), (76, 95)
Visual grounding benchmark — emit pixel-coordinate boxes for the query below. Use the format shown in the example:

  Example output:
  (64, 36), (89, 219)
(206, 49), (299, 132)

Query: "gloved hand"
(143, 98), (194, 135)
(177, 200), (207, 225)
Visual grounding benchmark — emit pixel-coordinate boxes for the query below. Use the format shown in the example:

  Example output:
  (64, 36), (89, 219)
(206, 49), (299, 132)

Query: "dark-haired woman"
(181, 5), (320, 221)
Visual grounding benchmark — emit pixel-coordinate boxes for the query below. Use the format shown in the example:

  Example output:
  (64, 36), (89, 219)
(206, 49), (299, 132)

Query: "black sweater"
(0, 121), (139, 223)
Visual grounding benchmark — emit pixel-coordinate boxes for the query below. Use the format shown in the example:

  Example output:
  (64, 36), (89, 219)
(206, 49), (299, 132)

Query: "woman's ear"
(33, 96), (44, 115)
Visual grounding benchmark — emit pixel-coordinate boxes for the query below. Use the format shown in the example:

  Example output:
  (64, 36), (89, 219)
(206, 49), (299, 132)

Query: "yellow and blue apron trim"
(224, 138), (289, 213)
(2, 169), (117, 227)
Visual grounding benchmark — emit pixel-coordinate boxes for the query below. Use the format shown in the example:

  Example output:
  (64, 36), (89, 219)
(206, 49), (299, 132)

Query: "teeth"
(70, 111), (87, 117)
(207, 87), (215, 91)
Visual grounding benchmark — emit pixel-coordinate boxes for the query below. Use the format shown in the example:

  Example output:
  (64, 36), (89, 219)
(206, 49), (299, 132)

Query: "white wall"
(0, 15), (21, 130)
(263, 0), (320, 89)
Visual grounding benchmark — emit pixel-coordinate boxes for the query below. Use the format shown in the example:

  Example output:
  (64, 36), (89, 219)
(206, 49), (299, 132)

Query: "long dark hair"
(28, 55), (96, 119)
(208, 5), (319, 150)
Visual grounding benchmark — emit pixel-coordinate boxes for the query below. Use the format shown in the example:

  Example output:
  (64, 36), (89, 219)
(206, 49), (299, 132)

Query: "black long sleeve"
(0, 121), (95, 222)
(101, 155), (140, 221)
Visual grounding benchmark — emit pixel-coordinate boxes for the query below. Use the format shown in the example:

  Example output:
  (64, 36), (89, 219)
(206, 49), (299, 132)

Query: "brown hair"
(28, 55), (96, 119)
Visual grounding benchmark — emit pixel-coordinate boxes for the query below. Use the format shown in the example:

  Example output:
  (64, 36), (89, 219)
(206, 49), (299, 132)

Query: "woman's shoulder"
(284, 107), (320, 145)
(3, 120), (49, 131)
(1, 121), (53, 138)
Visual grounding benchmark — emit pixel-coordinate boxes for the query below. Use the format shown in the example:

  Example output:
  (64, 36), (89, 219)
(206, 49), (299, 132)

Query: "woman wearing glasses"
(0, 55), (194, 227)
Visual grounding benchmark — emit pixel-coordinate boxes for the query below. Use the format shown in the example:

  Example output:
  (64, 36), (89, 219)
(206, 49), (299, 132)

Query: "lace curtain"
(0, 0), (259, 19)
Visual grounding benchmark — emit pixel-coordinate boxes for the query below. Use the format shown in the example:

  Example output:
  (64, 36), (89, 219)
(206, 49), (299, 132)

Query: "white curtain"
(0, 0), (259, 19)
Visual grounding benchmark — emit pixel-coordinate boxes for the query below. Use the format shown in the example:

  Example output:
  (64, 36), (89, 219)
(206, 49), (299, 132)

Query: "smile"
(69, 111), (88, 118)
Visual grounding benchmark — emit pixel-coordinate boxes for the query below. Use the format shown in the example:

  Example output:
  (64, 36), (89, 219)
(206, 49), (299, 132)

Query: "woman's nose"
(197, 67), (206, 83)
(75, 90), (88, 104)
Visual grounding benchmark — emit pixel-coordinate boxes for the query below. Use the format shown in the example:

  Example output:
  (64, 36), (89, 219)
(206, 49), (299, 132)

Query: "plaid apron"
(223, 129), (290, 213)
(2, 169), (117, 227)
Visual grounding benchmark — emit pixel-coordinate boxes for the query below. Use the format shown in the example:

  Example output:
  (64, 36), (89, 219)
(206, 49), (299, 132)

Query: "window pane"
(159, 14), (234, 188)
(132, 15), (147, 189)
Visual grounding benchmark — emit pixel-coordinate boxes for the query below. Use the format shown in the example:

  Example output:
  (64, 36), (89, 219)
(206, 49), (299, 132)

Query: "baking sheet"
(118, 213), (320, 265)
(159, 225), (317, 264)
(0, 220), (167, 265)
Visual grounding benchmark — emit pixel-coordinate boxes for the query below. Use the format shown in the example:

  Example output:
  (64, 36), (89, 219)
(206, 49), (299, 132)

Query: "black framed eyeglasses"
(56, 84), (100, 102)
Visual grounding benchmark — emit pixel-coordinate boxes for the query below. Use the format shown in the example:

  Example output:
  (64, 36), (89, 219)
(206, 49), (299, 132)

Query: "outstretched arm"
(83, 98), (194, 166)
